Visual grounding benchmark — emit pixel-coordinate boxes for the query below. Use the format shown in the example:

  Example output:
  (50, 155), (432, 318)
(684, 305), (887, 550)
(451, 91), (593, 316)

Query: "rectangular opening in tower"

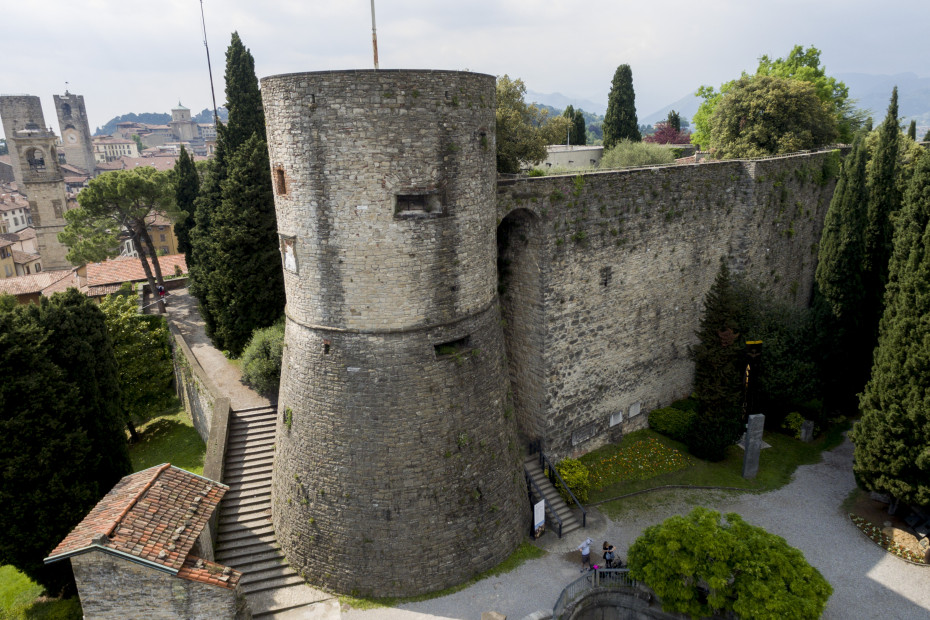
(274, 167), (287, 195)
(395, 192), (441, 217)
(434, 335), (470, 358)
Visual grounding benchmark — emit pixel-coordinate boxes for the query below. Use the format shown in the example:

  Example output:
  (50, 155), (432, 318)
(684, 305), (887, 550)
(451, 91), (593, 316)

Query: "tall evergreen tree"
(173, 145), (199, 262)
(603, 64), (641, 148)
(688, 260), (745, 461)
(813, 132), (871, 407)
(204, 133), (285, 355)
(0, 291), (131, 595)
(907, 119), (917, 141)
(863, 88), (901, 342)
(572, 109), (587, 146)
(924, 128), (930, 142)
(189, 32), (283, 348)
(667, 110), (681, 132)
(852, 151), (930, 506)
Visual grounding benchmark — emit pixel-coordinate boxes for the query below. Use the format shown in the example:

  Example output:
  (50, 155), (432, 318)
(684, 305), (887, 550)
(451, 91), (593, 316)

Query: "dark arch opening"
(497, 208), (546, 444)
(25, 148), (46, 172)
(60, 103), (72, 119)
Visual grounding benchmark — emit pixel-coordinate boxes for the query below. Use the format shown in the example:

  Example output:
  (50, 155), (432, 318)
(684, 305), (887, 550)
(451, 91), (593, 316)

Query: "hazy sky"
(2, 0), (927, 138)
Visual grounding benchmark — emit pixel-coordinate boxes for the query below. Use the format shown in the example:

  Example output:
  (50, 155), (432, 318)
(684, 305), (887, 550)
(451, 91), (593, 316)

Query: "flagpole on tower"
(370, 0), (379, 69)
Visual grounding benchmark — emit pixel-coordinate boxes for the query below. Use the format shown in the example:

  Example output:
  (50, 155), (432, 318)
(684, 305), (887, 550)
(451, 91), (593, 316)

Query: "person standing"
(602, 541), (616, 568)
(577, 537), (593, 572)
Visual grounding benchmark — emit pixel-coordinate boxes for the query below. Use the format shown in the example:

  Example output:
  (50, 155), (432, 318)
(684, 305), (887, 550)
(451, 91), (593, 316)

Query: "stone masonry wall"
(497, 151), (839, 457)
(170, 322), (217, 443)
(70, 552), (243, 620)
(263, 70), (526, 597)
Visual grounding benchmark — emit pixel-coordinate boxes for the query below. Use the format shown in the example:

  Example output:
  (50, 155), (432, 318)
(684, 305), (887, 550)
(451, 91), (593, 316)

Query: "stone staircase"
(523, 455), (583, 538)
(215, 405), (329, 617)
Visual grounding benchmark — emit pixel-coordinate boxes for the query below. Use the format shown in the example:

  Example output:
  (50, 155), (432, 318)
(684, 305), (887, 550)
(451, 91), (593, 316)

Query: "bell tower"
(0, 95), (74, 271)
(54, 92), (97, 176)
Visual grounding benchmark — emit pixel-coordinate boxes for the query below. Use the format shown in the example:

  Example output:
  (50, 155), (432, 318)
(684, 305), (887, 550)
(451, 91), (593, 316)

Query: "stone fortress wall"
(262, 70), (527, 598)
(497, 152), (839, 457)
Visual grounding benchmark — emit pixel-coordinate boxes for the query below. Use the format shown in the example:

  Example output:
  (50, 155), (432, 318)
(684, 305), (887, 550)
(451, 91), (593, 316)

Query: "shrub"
(670, 397), (699, 412)
(241, 319), (285, 395)
(554, 458), (590, 504)
(527, 168), (546, 177)
(629, 507), (832, 619)
(648, 407), (696, 442)
(599, 139), (676, 169)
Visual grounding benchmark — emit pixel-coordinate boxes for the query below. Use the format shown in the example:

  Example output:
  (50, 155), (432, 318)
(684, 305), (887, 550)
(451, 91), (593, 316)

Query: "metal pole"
(200, 0), (219, 124)
(370, 0), (379, 69)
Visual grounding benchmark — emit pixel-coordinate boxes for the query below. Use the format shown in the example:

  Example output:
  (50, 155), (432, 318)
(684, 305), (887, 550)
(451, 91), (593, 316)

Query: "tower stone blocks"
(54, 92), (97, 176)
(0, 95), (73, 271)
(261, 70), (527, 597)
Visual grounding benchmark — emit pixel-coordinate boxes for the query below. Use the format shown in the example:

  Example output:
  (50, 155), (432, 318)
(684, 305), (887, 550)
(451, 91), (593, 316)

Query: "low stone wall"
(70, 551), (248, 620)
(170, 321), (219, 444)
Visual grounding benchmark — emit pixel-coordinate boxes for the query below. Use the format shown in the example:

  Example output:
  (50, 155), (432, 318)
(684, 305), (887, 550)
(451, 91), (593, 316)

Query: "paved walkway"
(166, 287), (270, 410)
(345, 436), (929, 620)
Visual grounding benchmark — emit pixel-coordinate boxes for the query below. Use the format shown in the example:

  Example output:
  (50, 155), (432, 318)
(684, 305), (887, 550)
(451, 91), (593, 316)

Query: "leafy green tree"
(852, 151), (930, 506)
(189, 32), (283, 347)
(667, 109), (681, 132)
(907, 120), (917, 141)
(706, 75), (837, 158)
(603, 64), (640, 148)
(59, 167), (176, 313)
(538, 113), (573, 146)
(0, 290), (131, 595)
(924, 128), (930, 142)
(241, 319), (285, 395)
(203, 133), (285, 355)
(172, 145), (199, 262)
(495, 75), (547, 173)
(688, 260), (744, 460)
(693, 45), (860, 149)
(599, 140), (675, 168)
(99, 294), (175, 439)
(863, 88), (901, 344)
(814, 132), (871, 408)
(130, 133), (144, 154)
(628, 507), (832, 619)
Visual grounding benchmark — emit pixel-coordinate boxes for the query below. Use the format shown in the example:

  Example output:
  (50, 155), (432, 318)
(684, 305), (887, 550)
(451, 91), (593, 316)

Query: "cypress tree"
(814, 132), (871, 407)
(572, 109), (587, 146)
(173, 145), (199, 262)
(688, 260), (745, 460)
(603, 64), (641, 149)
(924, 129), (930, 142)
(863, 88), (900, 343)
(907, 119), (917, 141)
(0, 291), (131, 595)
(206, 133), (285, 355)
(852, 151), (930, 505)
(667, 110), (681, 132)
(189, 31), (282, 347)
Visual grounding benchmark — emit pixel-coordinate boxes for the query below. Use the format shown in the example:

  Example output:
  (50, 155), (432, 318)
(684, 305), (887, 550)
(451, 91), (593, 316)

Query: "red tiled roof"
(12, 250), (40, 264)
(0, 270), (72, 296)
(177, 556), (241, 590)
(16, 227), (37, 241)
(41, 272), (83, 296)
(86, 254), (186, 286)
(45, 464), (228, 577)
(95, 161), (125, 171)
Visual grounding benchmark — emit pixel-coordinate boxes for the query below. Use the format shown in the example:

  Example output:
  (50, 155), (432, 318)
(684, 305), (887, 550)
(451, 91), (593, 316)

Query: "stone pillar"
(800, 419), (815, 443)
(262, 69), (526, 597)
(742, 414), (765, 479)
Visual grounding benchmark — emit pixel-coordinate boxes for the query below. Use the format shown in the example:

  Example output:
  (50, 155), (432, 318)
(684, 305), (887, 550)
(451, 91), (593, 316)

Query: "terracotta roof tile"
(45, 464), (228, 575)
(0, 270), (72, 296)
(11, 250), (40, 264)
(86, 254), (186, 286)
(177, 556), (242, 590)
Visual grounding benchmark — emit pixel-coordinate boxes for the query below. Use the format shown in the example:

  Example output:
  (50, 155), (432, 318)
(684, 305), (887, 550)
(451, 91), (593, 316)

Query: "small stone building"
(45, 463), (250, 620)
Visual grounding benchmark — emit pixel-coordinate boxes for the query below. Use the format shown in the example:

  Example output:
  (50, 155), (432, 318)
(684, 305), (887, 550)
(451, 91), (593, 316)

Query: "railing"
(524, 469), (563, 538)
(539, 451), (587, 528)
(552, 568), (636, 620)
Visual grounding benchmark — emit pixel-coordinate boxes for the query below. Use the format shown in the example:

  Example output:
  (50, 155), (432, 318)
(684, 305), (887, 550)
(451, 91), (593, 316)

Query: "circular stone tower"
(261, 70), (527, 597)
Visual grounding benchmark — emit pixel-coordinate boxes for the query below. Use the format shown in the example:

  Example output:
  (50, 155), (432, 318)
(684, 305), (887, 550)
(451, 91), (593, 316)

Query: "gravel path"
(344, 436), (929, 620)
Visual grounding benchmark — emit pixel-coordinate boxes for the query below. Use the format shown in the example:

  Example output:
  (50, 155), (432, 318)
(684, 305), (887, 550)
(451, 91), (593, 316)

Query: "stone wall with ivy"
(496, 150), (840, 457)
(169, 321), (219, 443)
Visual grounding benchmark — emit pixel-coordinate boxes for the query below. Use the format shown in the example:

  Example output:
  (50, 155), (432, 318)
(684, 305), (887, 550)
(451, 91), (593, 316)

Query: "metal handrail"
(540, 452), (587, 528)
(524, 469), (563, 538)
(552, 569), (636, 620)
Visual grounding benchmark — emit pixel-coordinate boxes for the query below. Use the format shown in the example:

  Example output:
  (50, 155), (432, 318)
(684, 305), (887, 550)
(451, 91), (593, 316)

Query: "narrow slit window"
(274, 168), (286, 195)
(434, 335), (470, 358)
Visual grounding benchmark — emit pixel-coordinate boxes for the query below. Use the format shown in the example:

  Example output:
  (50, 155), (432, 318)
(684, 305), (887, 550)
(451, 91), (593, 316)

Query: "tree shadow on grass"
(129, 416), (205, 475)
(19, 597), (81, 620)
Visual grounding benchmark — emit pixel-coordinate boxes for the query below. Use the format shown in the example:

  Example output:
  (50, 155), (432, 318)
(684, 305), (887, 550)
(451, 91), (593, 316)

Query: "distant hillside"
(526, 90), (606, 116)
(94, 107), (229, 136)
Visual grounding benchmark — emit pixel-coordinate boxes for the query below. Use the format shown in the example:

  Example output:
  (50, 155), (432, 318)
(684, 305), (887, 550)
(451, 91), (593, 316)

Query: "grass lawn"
(0, 565), (81, 620)
(129, 404), (206, 475)
(583, 422), (849, 507)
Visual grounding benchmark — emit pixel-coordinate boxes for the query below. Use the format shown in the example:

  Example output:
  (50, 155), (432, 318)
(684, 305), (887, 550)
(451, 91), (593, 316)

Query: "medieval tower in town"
(261, 70), (527, 597)
(53, 92), (97, 176)
(0, 95), (73, 271)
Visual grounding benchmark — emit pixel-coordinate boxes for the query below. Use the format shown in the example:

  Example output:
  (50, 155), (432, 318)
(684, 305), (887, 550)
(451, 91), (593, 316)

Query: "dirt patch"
(850, 492), (928, 562)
